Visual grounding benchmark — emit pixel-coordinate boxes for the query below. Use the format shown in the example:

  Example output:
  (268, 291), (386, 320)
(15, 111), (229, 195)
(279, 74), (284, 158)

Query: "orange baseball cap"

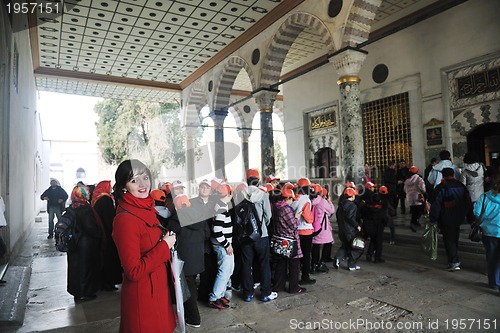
(246, 169), (260, 180)
(297, 177), (311, 187)
(217, 183), (231, 197)
(409, 166), (419, 174)
(321, 188), (328, 197)
(150, 189), (166, 202)
(281, 188), (296, 200)
(379, 186), (388, 195)
(344, 188), (356, 197)
(173, 194), (191, 209)
(311, 183), (322, 194)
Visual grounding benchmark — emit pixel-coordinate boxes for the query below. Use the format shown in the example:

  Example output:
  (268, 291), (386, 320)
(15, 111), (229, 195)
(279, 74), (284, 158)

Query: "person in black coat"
(40, 179), (68, 239)
(92, 180), (122, 291)
(362, 194), (385, 263)
(430, 168), (474, 271)
(67, 186), (104, 302)
(334, 188), (362, 271)
(383, 161), (398, 209)
(396, 160), (410, 214)
(175, 181), (212, 327)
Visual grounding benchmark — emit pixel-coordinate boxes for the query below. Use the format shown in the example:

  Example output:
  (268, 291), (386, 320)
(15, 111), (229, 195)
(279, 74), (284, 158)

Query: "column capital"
(329, 47), (368, 83)
(253, 88), (280, 111)
(209, 109), (228, 129)
(237, 128), (252, 141)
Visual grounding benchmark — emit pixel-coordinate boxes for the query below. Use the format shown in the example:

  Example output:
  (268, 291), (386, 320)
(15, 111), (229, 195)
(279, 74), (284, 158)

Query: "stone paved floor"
(2, 213), (500, 333)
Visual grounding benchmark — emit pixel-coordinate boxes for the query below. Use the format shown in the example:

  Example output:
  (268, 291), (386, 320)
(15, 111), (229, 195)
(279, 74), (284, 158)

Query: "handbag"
(469, 196), (486, 242)
(351, 235), (365, 250)
(270, 234), (298, 258)
(421, 223), (439, 260)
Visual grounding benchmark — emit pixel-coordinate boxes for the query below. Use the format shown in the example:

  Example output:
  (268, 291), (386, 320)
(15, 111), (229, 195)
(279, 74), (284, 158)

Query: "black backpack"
(234, 199), (262, 244)
(55, 207), (79, 252)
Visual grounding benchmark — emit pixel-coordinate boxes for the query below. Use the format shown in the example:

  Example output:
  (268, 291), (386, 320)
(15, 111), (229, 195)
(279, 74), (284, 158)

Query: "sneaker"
(253, 282), (260, 289)
(47, 235), (53, 239)
(186, 322), (201, 328)
(317, 263), (329, 273)
(208, 299), (228, 309)
(219, 297), (230, 305)
(333, 259), (340, 269)
(244, 293), (254, 302)
(348, 265), (361, 271)
(290, 287), (307, 294)
(448, 264), (460, 272)
(261, 291), (278, 302)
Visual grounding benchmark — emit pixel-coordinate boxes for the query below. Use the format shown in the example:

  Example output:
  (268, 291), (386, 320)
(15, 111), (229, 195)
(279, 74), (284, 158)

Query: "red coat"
(113, 197), (176, 333)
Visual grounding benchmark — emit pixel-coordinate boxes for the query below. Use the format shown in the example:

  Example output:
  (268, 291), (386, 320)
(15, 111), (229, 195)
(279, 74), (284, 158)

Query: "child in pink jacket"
(311, 184), (335, 273)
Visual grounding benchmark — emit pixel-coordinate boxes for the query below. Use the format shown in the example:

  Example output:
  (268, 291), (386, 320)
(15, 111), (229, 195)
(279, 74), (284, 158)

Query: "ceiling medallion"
(328, 0), (343, 18)
(372, 64), (389, 84)
(208, 80), (213, 92)
(252, 49), (260, 65)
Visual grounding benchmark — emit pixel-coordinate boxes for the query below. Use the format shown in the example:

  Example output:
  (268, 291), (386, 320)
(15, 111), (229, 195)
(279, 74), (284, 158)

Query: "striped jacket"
(211, 200), (233, 248)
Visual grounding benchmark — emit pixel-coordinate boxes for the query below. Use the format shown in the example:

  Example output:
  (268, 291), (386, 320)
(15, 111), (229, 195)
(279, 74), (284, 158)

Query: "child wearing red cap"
(272, 188), (305, 294)
(334, 188), (362, 271)
(404, 166), (426, 232)
(208, 183), (234, 309)
(311, 184), (335, 274)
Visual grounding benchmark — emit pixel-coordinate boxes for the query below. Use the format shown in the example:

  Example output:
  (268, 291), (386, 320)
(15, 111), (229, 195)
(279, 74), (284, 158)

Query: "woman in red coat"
(112, 159), (177, 333)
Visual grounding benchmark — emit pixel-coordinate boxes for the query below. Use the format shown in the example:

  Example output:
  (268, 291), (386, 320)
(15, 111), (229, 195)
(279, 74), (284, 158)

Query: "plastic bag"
(421, 223), (439, 260)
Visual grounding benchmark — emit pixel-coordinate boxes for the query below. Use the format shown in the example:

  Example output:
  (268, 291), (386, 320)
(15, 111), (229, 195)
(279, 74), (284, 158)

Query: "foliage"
(274, 139), (286, 176)
(94, 99), (203, 177)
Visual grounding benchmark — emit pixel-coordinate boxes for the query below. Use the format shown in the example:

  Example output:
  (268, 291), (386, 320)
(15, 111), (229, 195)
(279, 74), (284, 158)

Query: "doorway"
(467, 122), (500, 166)
(315, 147), (337, 178)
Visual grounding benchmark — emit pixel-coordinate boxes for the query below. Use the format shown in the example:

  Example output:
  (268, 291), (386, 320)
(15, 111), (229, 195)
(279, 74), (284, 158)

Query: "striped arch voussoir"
(260, 12), (335, 87)
(342, 0), (382, 47)
(214, 56), (256, 111)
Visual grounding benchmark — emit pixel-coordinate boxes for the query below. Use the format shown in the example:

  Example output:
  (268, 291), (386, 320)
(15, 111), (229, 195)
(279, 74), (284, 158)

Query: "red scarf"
(91, 180), (114, 207)
(117, 192), (158, 226)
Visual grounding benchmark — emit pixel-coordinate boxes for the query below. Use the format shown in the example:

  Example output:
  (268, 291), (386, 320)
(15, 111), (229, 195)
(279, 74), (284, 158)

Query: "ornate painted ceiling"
(32, 0), (441, 102)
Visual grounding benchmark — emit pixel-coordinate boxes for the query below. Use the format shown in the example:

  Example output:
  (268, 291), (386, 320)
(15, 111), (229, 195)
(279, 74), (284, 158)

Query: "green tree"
(274, 139), (286, 177)
(94, 99), (202, 177)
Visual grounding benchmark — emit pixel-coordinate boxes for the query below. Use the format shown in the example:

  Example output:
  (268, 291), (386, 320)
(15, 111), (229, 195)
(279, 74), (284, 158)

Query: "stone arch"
(308, 134), (340, 178)
(341, 0), (383, 47)
(260, 12), (335, 87)
(213, 56), (256, 112)
(182, 80), (207, 128)
(451, 102), (500, 137)
(451, 101), (500, 161)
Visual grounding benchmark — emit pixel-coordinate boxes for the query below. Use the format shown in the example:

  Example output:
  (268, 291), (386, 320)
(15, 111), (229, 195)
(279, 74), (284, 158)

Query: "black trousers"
(441, 224), (461, 265)
(184, 275), (200, 325)
(272, 257), (300, 293)
(311, 243), (332, 266)
(367, 222), (384, 259)
(0, 234), (6, 259)
(198, 252), (216, 302)
(299, 234), (313, 280)
(410, 205), (423, 226)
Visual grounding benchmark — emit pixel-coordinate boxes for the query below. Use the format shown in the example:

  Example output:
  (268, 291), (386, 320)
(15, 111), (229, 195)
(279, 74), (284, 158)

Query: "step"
(0, 266), (31, 328)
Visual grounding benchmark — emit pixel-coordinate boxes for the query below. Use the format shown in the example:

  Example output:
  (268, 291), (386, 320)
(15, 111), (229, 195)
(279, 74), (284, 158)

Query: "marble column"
(209, 109), (228, 179)
(329, 48), (368, 183)
(254, 89), (279, 177)
(237, 128), (252, 174)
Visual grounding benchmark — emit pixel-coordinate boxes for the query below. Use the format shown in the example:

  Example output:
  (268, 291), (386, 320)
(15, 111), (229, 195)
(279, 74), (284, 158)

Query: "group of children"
(146, 170), (399, 327)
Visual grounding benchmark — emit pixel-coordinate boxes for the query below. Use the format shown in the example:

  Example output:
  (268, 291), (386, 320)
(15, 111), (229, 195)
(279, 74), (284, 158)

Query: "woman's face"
(125, 170), (151, 199)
